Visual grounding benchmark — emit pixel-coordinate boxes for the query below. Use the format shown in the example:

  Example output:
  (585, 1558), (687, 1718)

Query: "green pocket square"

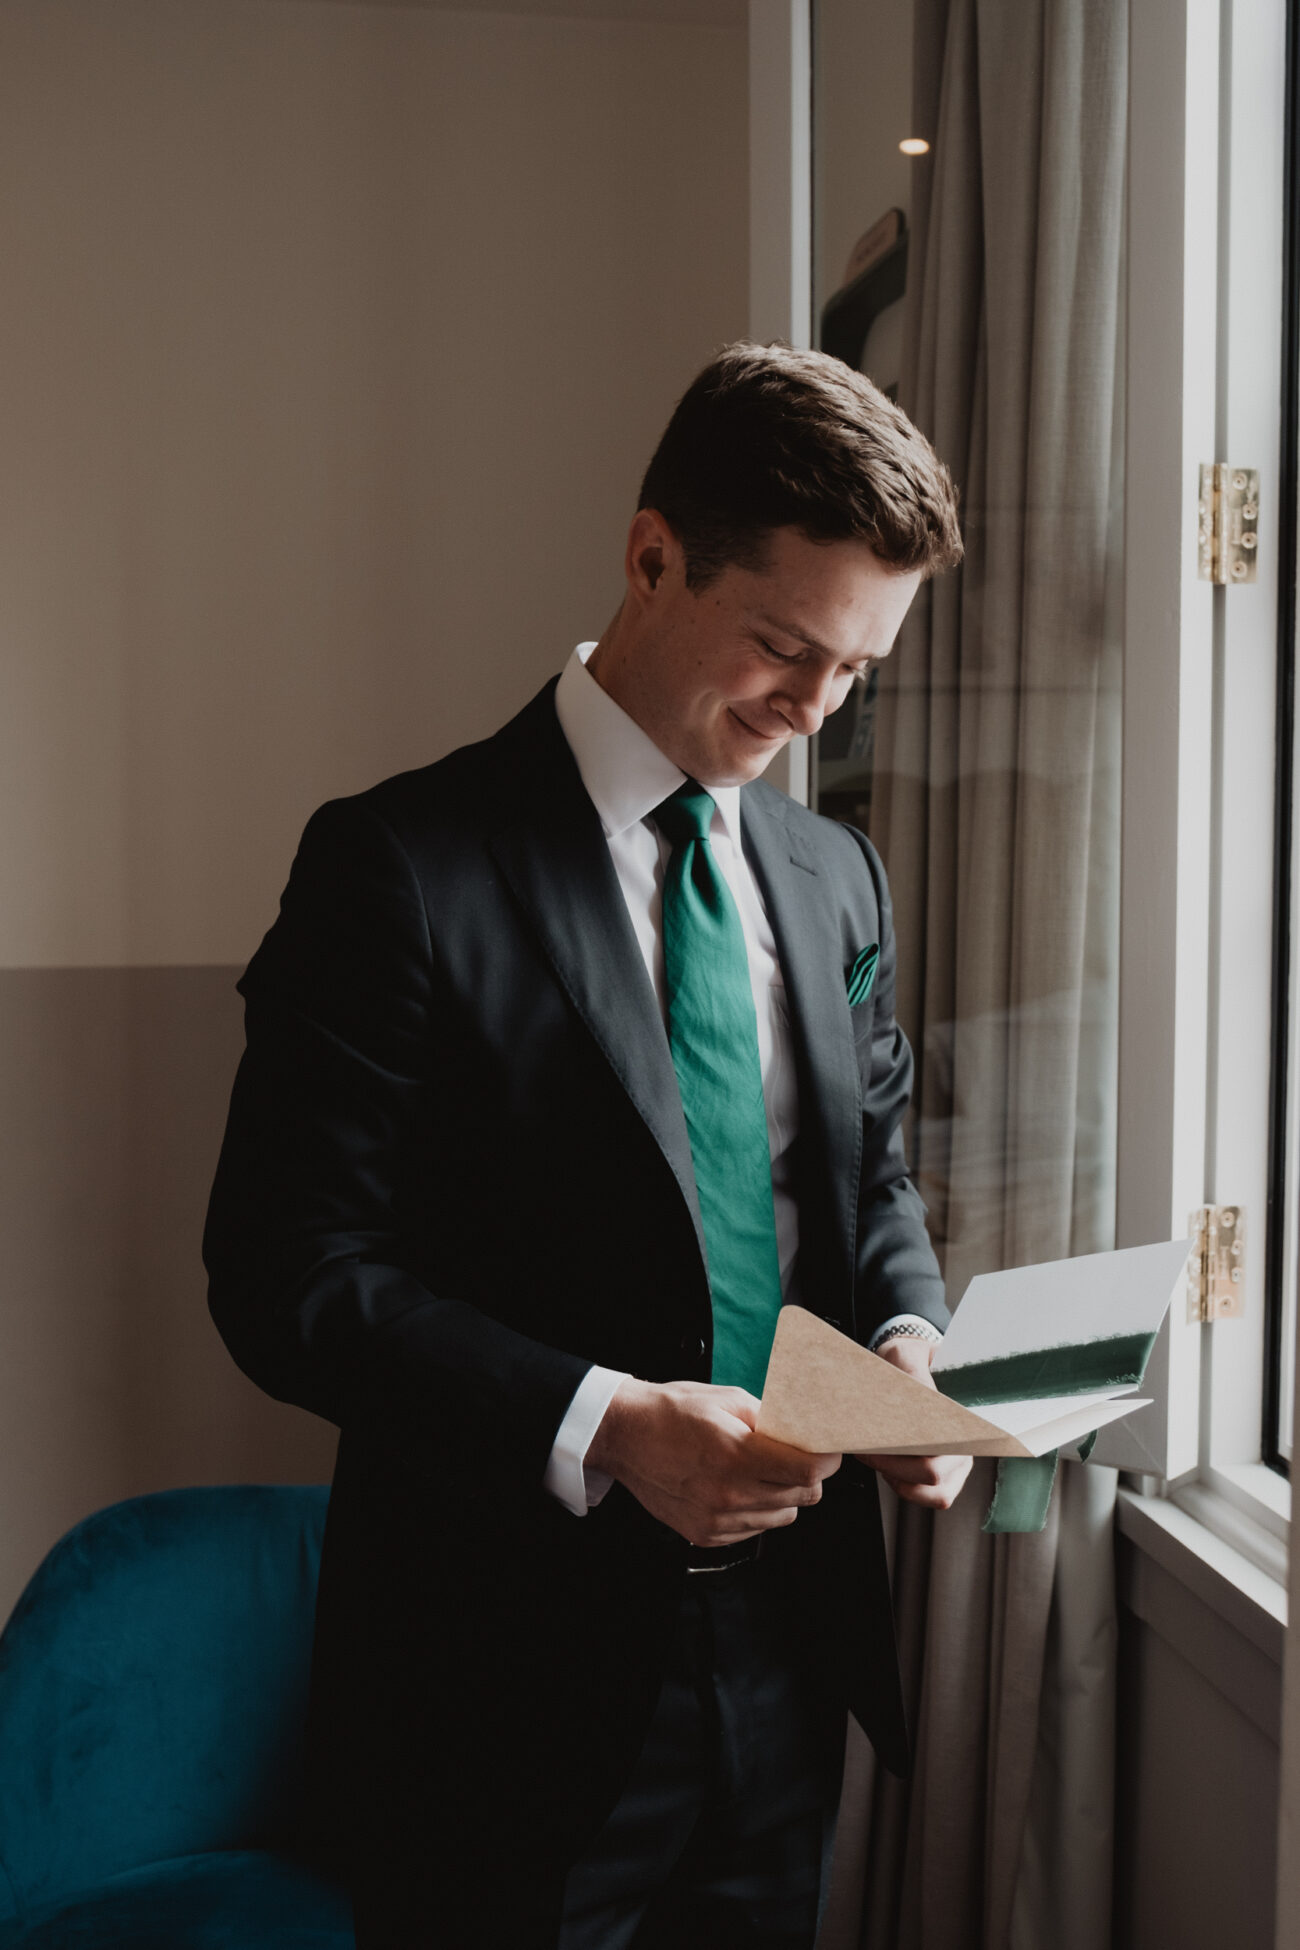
(845, 943), (879, 1006)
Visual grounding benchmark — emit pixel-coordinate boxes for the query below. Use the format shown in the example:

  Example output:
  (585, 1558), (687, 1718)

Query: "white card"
(933, 1237), (1191, 1373)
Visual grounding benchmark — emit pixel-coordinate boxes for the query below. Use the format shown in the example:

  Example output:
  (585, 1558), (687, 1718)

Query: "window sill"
(1198, 1458), (1290, 1541)
(1116, 1484), (1286, 1664)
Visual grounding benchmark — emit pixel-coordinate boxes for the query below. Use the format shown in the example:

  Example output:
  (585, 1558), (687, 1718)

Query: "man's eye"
(757, 637), (798, 664)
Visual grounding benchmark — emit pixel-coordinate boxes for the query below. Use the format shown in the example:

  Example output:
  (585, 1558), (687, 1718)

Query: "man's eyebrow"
(752, 612), (873, 665)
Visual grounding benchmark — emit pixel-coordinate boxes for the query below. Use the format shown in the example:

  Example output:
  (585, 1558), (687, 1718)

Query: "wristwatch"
(869, 1319), (944, 1351)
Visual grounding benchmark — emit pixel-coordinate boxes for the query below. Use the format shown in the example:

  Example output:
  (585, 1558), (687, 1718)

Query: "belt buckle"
(685, 1536), (763, 1575)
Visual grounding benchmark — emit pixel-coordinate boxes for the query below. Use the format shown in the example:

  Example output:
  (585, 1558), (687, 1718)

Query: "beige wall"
(0, 0), (746, 1622)
(0, 0), (747, 970)
(0, 967), (338, 1622)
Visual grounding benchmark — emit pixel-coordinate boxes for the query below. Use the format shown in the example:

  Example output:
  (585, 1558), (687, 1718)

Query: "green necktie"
(654, 781), (785, 1397)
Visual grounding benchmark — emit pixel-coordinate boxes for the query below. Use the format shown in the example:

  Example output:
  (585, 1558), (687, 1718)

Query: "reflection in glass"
(813, 0), (1125, 1297)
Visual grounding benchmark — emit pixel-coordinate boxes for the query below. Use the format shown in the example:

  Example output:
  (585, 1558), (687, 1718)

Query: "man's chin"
(719, 713), (790, 783)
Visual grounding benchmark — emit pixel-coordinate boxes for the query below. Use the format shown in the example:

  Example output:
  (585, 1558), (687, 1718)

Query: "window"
(802, 0), (1298, 1559)
(1176, 0), (1293, 1558)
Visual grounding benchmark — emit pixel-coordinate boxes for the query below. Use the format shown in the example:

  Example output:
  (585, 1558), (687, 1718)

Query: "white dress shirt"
(541, 643), (933, 1516)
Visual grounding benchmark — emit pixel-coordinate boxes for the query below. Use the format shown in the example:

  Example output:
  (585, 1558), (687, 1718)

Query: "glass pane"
(812, 0), (1125, 1292)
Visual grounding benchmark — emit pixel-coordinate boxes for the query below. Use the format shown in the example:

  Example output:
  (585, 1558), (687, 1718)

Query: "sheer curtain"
(819, 1), (1128, 1944)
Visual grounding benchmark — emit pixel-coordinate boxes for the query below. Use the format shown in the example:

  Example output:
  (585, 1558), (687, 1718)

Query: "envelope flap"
(757, 1306), (1025, 1456)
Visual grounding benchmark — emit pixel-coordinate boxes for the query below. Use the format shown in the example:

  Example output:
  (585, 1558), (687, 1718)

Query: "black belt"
(684, 1537), (763, 1574)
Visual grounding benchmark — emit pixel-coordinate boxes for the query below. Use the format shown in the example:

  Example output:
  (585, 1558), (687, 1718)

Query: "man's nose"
(775, 666), (841, 736)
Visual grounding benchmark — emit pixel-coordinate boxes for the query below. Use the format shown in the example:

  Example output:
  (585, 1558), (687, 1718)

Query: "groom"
(204, 340), (969, 1947)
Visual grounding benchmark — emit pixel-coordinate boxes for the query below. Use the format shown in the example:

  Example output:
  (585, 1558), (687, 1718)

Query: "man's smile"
(726, 707), (788, 745)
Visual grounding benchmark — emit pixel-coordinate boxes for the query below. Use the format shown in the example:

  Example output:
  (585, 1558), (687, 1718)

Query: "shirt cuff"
(542, 1365), (629, 1518)
(867, 1313), (945, 1351)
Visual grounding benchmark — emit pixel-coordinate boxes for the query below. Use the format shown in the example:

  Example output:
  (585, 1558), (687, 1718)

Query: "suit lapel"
(741, 788), (861, 1310)
(489, 705), (707, 1264)
(484, 693), (862, 1300)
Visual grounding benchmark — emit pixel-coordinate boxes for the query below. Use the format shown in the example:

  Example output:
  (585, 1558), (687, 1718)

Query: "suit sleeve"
(844, 825), (950, 1343)
(202, 794), (591, 1491)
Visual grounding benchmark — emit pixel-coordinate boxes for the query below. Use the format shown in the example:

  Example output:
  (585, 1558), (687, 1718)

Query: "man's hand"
(859, 1337), (973, 1509)
(586, 1377), (841, 1547)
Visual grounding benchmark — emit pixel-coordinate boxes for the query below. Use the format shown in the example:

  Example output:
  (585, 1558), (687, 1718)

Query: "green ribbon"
(935, 1330), (1157, 1407)
(982, 1455), (1060, 1533)
(935, 1329), (1157, 1534)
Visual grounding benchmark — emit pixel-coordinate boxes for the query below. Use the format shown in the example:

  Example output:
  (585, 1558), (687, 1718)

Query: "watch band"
(871, 1319), (944, 1350)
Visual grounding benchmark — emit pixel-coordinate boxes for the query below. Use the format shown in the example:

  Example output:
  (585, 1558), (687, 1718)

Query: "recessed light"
(899, 138), (931, 156)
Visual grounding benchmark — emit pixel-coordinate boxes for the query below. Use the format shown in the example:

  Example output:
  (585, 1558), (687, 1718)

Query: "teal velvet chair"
(0, 1484), (354, 1947)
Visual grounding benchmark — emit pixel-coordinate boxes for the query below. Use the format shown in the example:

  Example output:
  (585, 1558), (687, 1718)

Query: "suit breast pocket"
(849, 992), (877, 1051)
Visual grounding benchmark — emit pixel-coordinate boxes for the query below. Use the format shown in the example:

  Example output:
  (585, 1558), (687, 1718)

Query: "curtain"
(819, 1), (1128, 1944)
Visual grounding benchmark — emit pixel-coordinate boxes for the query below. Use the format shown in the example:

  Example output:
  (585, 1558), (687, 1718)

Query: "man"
(203, 341), (969, 1949)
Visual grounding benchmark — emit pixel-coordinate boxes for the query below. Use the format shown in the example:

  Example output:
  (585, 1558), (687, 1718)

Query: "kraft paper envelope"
(756, 1306), (1146, 1458)
(757, 1236), (1190, 1459)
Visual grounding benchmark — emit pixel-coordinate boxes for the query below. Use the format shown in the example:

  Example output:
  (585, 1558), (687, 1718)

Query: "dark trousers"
(351, 1556), (843, 1950)
(557, 1558), (843, 1950)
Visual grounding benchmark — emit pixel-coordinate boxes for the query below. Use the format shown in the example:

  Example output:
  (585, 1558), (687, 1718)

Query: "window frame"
(1263, 0), (1300, 1481)
(1162, 0), (1293, 1559)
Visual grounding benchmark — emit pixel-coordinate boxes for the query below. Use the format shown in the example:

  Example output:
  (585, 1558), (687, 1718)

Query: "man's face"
(603, 516), (923, 788)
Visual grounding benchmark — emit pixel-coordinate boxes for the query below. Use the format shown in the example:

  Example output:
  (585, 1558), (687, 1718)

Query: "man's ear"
(625, 507), (679, 600)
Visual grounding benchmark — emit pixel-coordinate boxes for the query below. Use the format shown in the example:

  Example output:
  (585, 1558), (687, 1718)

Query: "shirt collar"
(554, 643), (745, 851)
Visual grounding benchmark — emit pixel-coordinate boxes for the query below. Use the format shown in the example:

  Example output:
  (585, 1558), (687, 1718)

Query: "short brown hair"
(638, 340), (963, 591)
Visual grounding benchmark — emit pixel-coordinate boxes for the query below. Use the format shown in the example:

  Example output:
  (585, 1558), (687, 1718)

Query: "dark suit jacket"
(203, 678), (947, 1934)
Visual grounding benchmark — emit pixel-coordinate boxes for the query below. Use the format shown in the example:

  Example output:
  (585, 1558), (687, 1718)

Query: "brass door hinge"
(1197, 465), (1260, 583)
(1187, 1205), (1245, 1321)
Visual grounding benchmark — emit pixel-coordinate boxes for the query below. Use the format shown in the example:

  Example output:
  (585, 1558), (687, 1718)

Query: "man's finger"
(684, 1504), (801, 1546)
(697, 1468), (830, 1516)
(874, 1339), (938, 1387)
(746, 1430), (842, 1487)
(711, 1387), (763, 1429)
(882, 1477), (965, 1510)
(859, 1451), (952, 1487)
(702, 1482), (818, 1517)
(865, 1451), (974, 1510)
